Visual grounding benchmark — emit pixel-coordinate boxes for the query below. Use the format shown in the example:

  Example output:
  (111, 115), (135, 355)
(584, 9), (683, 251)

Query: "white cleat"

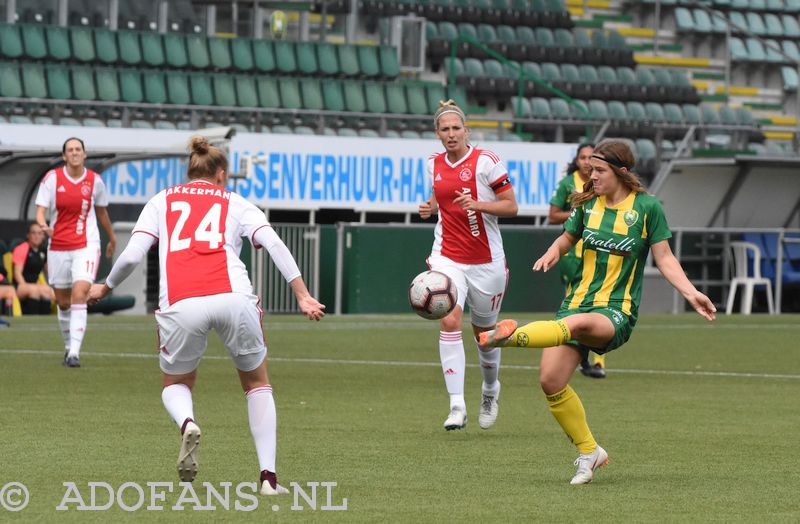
(478, 386), (500, 430)
(443, 406), (467, 431)
(260, 481), (290, 496)
(177, 421), (201, 482)
(570, 445), (609, 485)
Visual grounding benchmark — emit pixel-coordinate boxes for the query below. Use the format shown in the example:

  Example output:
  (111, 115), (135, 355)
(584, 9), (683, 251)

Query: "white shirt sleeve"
(132, 196), (161, 238)
(35, 170), (56, 209)
(93, 173), (109, 207)
(252, 226), (302, 283)
(477, 153), (508, 188)
(105, 232), (156, 289)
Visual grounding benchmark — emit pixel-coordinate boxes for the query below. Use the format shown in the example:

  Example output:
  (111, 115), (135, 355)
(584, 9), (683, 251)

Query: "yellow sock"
(593, 353), (606, 368)
(503, 320), (571, 348)
(546, 385), (596, 454)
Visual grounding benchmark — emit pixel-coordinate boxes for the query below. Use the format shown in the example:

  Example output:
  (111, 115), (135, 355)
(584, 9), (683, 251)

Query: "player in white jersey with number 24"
(89, 137), (325, 496)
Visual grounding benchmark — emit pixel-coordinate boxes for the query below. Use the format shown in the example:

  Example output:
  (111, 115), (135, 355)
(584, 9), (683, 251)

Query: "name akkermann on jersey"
(166, 186), (231, 199)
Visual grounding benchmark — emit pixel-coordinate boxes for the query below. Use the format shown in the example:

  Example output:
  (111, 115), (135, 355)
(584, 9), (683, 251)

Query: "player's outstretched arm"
(88, 232), (156, 305)
(289, 277), (325, 321)
(533, 231), (578, 272)
(651, 240), (716, 321)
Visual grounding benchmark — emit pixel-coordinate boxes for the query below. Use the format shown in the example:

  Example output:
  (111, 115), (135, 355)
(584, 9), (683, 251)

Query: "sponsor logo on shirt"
(435, 173), (442, 182)
(57, 185), (67, 193)
(583, 230), (636, 255)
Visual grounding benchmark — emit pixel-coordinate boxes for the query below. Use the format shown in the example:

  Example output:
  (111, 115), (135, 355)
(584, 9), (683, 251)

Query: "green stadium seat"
(718, 105), (738, 126)
(295, 41), (318, 75)
(45, 26), (71, 61)
(71, 66), (96, 101)
(782, 66), (798, 91)
(406, 82), (428, 115)
(385, 83), (409, 114)
(729, 11), (747, 32)
(21, 24), (47, 60)
(231, 38), (254, 71)
(256, 76), (280, 108)
(154, 120), (177, 130)
(142, 70), (167, 104)
(141, 31), (165, 66)
(294, 125), (316, 135)
(663, 103), (684, 125)
(763, 13), (784, 38)
(746, 12), (767, 36)
(675, 7), (695, 32)
(400, 130), (421, 139)
(338, 127), (359, 137)
(317, 43), (339, 75)
(626, 101), (647, 125)
(782, 14), (800, 38)
(692, 9), (713, 34)
(322, 80), (345, 112)
(272, 125), (292, 134)
(606, 100), (628, 121)
(588, 99), (608, 120)
(357, 45), (381, 77)
(95, 68), (120, 102)
(729, 37), (748, 61)
(379, 45), (399, 78)
(745, 38), (766, 62)
(384, 129), (400, 138)
(274, 41), (297, 73)
(0, 61), (22, 97)
(189, 73), (213, 105)
(235, 76), (258, 107)
(278, 77), (302, 109)
(186, 34), (210, 69)
(0, 23), (23, 59)
(253, 39), (275, 72)
(46, 65), (72, 99)
(164, 33), (188, 68)
(681, 103), (701, 125)
(9, 115), (33, 124)
(510, 96), (531, 117)
(131, 119), (154, 129)
(166, 71), (191, 105)
(447, 84), (468, 109)
(342, 80), (367, 112)
(209, 37), (232, 70)
(764, 39), (783, 62)
(338, 44), (360, 77)
(709, 10), (728, 34)
(549, 98), (571, 120)
(212, 74), (236, 106)
(300, 79), (324, 112)
(426, 83), (446, 113)
(645, 102), (666, 124)
(530, 97), (552, 119)
(700, 104), (721, 125)
(117, 31), (142, 65)
(364, 81), (387, 113)
(34, 116), (54, 125)
(69, 27), (95, 62)
(358, 128), (380, 138)
(83, 118), (106, 127)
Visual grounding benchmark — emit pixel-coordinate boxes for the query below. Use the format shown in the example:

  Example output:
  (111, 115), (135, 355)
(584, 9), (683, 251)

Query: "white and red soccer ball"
(409, 270), (457, 320)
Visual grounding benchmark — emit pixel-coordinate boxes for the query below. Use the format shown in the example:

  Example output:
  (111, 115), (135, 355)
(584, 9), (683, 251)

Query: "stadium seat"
(321, 80), (345, 112)
(364, 81), (388, 113)
(232, 38), (254, 71)
(296, 41), (319, 75)
(189, 72), (213, 105)
(725, 241), (774, 315)
(164, 33), (188, 68)
(95, 67), (120, 102)
(607, 100), (628, 122)
(274, 41), (297, 74)
(209, 37), (232, 70)
(300, 79), (324, 112)
(253, 40), (276, 73)
(663, 103), (684, 125)
(570, 99), (591, 121)
(118, 69), (143, 103)
(212, 74), (236, 106)
(763, 13), (784, 38)
(385, 83), (408, 115)
(46, 65), (72, 100)
(425, 83), (446, 114)
(338, 44), (361, 77)
(781, 66), (798, 91)
(700, 104), (721, 126)
(406, 82), (428, 115)
(681, 103), (701, 126)
(256, 76), (280, 108)
(510, 96), (531, 117)
(139, 32), (164, 67)
(117, 31), (142, 66)
(692, 9), (713, 34)
(588, 99), (609, 120)
(782, 40), (800, 62)
(294, 125), (316, 135)
(342, 80), (367, 112)
(764, 39), (782, 62)
(235, 76), (258, 107)
(729, 37), (749, 61)
(645, 102), (666, 124)
(635, 138), (657, 177)
(746, 12), (767, 36)
(317, 43), (340, 76)
(166, 71), (191, 105)
(186, 34), (211, 69)
(521, 61), (542, 96)
(401, 130), (421, 139)
(675, 7), (695, 32)
(384, 128), (400, 138)
(358, 45), (381, 77)
(549, 98), (571, 120)
(71, 66), (96, 101)
(45, 25), (70, 61)
(0, 23), (23, 59)
(143, 70), (167, 104)
(20, 24), (46, 60)
(338, 127), (359, 137)
(0, 62), (22, 98)
(782, 14), (800, 38)
(278, 77), (302, 110)
(498, 24), (525, 62)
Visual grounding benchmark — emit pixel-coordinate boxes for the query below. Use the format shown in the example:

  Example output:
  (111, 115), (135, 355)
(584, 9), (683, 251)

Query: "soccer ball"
(409, 270), (457, 320)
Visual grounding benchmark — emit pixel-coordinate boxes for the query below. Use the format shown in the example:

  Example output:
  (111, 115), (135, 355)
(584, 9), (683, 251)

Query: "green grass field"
(1, 313), (798, 522)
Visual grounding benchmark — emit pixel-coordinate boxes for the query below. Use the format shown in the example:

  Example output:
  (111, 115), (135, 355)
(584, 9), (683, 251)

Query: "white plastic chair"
(725, 241), (775, 315)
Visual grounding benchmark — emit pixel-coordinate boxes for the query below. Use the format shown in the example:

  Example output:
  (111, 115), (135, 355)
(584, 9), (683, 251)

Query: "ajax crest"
(458, 167), (473, 182)
(623, 210), (639, 227)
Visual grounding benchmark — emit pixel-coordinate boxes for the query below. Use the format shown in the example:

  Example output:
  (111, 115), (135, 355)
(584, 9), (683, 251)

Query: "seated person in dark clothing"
(12, 223), (55, 315)
(0, 261), (16, 323)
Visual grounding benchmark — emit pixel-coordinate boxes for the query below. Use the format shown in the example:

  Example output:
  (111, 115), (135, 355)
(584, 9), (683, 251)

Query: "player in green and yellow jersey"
(480, 139), (716, 485)
(549, 143), (608, 379)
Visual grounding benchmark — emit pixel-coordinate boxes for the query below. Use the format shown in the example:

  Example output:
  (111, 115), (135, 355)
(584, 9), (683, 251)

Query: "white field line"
(0, 348), (798, 380)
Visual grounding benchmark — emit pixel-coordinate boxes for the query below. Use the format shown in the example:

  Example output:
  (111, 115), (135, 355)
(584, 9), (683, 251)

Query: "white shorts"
(47, 244), (101, 288)
(155, 293), (267, 375)
(427, 254), (509, 328)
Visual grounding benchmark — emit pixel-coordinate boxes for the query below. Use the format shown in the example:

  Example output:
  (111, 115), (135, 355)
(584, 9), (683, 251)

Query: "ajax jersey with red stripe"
(35, 167), (108, 251)
(426, 147), (512, 264)
(132, 180), (270, 310)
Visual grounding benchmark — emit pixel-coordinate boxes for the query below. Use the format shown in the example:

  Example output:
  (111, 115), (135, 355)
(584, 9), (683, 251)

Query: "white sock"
(476, 340), (501, 397)
(162, 384), (195, 430)
(57, 307), (71, 351)
(439, 331), (465, 410)
(68, 304), (87, 357)
(247, 385), (277, 473)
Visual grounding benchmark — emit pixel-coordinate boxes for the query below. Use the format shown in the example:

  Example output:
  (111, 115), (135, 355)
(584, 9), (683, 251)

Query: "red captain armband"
(490, 175), (512, 193)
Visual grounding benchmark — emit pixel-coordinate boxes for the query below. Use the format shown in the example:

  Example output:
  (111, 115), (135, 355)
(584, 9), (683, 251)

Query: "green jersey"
(550, 171), (586, 285)
(562, 191), (672, 324)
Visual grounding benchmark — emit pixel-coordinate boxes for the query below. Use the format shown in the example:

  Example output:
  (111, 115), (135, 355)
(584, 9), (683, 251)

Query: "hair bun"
(189, 136), (210, 155)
